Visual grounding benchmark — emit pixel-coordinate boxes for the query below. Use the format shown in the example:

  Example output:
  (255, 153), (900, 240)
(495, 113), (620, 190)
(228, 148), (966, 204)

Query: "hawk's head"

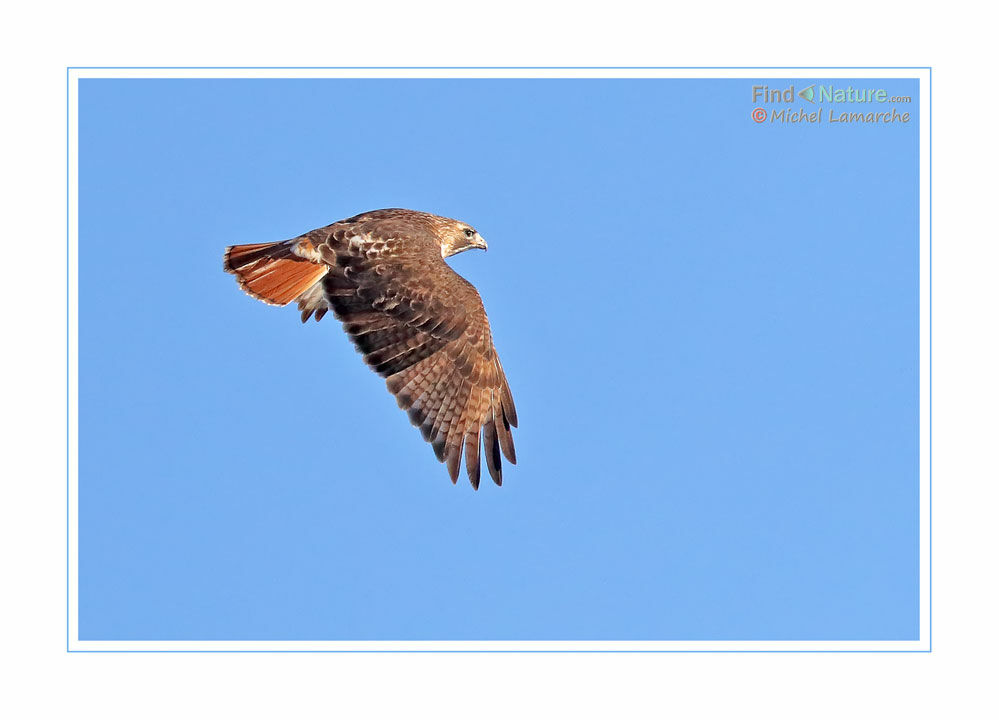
(434, 216), (488, 258)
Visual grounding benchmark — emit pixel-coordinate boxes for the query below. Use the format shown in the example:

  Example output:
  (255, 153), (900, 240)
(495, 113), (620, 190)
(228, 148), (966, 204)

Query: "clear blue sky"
(78, 77), (920, 640)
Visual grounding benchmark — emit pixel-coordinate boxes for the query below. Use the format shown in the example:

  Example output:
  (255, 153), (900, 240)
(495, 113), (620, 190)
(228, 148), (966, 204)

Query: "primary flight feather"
(223, 208), (518, 489)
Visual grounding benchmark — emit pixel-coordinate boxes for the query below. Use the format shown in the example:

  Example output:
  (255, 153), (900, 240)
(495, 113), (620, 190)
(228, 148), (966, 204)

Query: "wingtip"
(446, 443), (462, 483)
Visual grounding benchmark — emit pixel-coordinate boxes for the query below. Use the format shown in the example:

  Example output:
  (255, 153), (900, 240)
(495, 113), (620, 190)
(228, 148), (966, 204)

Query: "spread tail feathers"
(224, 240), (329, 319)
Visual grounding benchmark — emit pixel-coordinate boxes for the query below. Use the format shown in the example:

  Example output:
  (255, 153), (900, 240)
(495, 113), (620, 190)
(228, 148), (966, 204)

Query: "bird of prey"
(223, 208), (517, 489)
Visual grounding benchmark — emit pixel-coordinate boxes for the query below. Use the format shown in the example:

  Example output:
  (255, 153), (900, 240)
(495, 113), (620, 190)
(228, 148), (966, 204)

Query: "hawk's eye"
(464, 229), (474, 238)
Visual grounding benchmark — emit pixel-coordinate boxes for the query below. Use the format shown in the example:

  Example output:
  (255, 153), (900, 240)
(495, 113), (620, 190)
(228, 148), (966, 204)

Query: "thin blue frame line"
(67, 649), (932, 654)
(66, 65), (932, 70)
(928, 67), (933, 652)
(65, 66), (71, 655)
(67, 68), (930, 653)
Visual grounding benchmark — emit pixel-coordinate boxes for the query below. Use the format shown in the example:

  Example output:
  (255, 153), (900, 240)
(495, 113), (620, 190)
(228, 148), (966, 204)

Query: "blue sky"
(77, 77), (920, 640)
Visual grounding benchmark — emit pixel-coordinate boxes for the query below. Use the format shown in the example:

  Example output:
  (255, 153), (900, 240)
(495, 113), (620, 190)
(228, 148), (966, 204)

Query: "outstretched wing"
(318, 220), (518, 488)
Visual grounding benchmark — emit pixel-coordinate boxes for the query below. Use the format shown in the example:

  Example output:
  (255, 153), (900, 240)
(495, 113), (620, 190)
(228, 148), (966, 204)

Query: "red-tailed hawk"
(223, 208), (518, 489)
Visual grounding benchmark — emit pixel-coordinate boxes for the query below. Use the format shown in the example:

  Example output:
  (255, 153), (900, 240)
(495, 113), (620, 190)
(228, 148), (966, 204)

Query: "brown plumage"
(223, 208), (518, 489)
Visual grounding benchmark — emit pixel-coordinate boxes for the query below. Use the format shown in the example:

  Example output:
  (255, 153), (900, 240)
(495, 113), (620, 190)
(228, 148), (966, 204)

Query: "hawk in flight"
(223, 208), (518, 489)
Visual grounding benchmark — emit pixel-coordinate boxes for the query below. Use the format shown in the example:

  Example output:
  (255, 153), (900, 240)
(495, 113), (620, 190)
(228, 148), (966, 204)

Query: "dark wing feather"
(317, 216), (517, 488)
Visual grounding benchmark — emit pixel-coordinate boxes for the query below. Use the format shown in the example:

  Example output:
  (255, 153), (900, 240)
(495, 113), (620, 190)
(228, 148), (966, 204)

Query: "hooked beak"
(473, 234), (488, 251)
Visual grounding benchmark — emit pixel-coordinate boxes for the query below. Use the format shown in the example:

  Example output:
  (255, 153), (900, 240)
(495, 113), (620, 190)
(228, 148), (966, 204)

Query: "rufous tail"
(223, 240), (329, 319)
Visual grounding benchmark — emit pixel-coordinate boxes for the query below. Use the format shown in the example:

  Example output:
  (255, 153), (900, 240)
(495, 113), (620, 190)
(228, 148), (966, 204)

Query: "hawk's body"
(223, 208), (517, 489)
